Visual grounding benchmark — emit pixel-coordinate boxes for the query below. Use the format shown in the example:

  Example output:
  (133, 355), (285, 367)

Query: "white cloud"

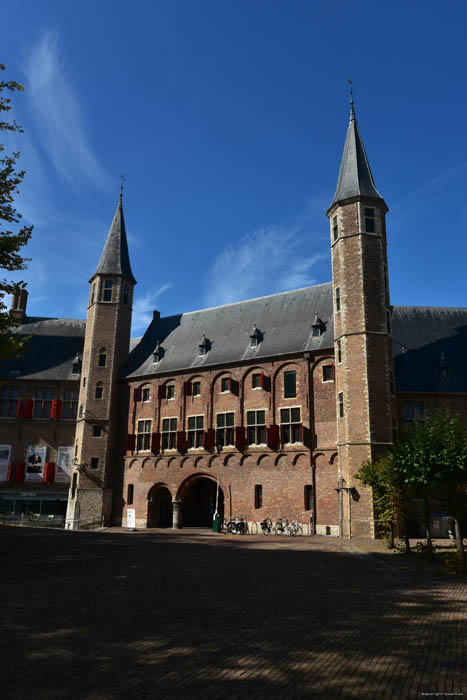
(204, 224), (328, 307)
(132, 284), (172, 333)
(23, 30), (110, 190)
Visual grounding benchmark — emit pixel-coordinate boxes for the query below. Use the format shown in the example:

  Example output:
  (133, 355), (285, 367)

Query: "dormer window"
(71, 352), (82, 375)
(153, 341), (162, 363)
(332, 216), (338, 242)
(250, 323), (262, 347)
(103, 279), (113, 302)
(199, 334), (210, 356)
(311, 312), (325, 337)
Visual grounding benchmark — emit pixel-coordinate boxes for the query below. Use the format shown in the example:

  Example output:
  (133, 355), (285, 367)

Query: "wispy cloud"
(204, 224), (328, 307)
(23, 30), (110, 190)
(132, 284), (172, 333)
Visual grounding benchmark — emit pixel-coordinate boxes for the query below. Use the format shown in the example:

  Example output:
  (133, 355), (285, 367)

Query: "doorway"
(147, 486), (173, 528)
(181, 477), (224, 527)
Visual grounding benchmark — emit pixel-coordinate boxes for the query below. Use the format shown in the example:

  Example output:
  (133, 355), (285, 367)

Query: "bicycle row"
(220, 515), (304, 536)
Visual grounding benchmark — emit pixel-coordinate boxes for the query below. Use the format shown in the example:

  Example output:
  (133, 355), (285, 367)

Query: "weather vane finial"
(120, 173), (125, 201)
(347, 77), (356, 122)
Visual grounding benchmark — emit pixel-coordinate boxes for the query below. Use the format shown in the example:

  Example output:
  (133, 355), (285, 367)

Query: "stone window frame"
(279, 406), (301, 444)
(33, 387), (54, 420)
(215, 411), (235, 448)
(63, 388), (79, 419)
(161, 416), (177, 450)
(166, 384), (175, 401)
(137, 419), (152, 451)
(192, 381), (201, 397)
(187, 414), (204, 449)
(283, 369), (297, 399)
(246, 409), (267, 446)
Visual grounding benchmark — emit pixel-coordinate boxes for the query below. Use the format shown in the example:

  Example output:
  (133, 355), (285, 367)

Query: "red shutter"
(151, 432), (161, 454)
(300, 423), (304, 443)
(235, 426), (246, 451)
(134, 387), (142, 403)
(16, 461), (26, 483)
(24, 399), (33, 419)
(16, 398), (22, 417)
(7, 461), (14, 482)
(205, 428), (215, 450)
(49, 400), (56, 420)
(44, 462), (56, 483)
(183, 381), (192, 396)
(176, 431), (186, 453)
(54, 400), (62, 420)
(268, 424), (280, 449)
(230, 378), (239, 395)
(126, 434), (136, 452)
(158, 385), (167, 399)
(260, 372), (264, 388)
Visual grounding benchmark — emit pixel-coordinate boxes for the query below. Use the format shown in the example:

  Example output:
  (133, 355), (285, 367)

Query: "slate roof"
(0, 317), (86, 381)
(125, 283), (335, 378)
(391, 306), (467, 392)
(92, 198), (136, 284)
(329, 99), (383, 207)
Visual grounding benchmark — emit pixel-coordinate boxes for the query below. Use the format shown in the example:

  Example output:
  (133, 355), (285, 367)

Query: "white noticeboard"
(127, 509), (136, 529)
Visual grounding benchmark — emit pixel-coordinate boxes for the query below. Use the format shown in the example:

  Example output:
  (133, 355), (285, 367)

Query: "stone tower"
(327, 95), (396, 538)
(66, 195), (136, 528)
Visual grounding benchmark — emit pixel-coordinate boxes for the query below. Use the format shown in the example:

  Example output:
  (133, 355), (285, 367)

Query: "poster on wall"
(56, 446), (74, 483)
(26, 445), (47, 482)
(0, 444), (11, 482)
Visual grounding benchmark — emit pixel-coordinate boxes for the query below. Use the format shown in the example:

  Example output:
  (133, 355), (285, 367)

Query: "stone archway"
(147, 484), (173, 528)
(177, 475), (224, 527)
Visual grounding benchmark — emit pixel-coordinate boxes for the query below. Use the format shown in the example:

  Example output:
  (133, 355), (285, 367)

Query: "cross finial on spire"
(347, 77), (356, 122)
(120, 173), (125, 202)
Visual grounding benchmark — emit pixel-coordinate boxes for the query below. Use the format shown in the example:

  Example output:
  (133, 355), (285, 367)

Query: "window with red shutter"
(53, 400), (62, 420)
(16, 398), (22, 417)
(268, 424), (280, 449)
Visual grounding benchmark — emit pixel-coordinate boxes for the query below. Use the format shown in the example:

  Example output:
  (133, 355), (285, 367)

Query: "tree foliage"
(0, 63), (33, 358)
(356, 412), (467, 565)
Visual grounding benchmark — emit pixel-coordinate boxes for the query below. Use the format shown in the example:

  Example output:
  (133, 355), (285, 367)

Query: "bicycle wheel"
(274, 523), (285, 535)
(296, 525), (303, 536)
(285, 525), (294, 536)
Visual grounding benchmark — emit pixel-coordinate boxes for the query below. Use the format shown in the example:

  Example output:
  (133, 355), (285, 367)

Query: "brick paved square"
(1, 527), (465, 699)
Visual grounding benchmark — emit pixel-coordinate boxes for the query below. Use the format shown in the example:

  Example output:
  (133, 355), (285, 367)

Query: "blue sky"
(3, 0), (467, 335)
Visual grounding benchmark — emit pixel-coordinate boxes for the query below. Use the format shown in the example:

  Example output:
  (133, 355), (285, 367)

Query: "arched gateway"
(176, 474), (224, 528)
(147, 484), (173, 528)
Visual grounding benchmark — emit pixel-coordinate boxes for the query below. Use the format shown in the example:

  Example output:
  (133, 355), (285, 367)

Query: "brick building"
(1, 99), (466, 536)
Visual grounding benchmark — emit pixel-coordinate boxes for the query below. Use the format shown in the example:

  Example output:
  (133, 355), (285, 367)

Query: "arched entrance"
(147, 485), (173, 528)
(180, 476), (224, 527)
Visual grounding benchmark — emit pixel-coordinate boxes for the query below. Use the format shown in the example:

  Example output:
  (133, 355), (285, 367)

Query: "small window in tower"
(332, 216), (338, 242)
(167, 385), (175, 400)
(98, 353), (107, 367)
(254, 485), (263, 509)
(92, 425), (102, 438)
(122, 284), (130, 306)
(322, 365), (334, 382)
(127, 484), (134, 506)
(90, 284), (95, 305)
(335, 287), (341, 312)
(284, 370), (297, 398)
(90, 457), (99, 469)
(103, 280), (113, 302)
(337, 339), (342, 364)
(338, 392), (344, 418)
(364, 207), (375, 233)
(95, 384), (103, 400)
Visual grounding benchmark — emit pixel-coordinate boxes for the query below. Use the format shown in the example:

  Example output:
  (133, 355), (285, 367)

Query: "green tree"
(395, 412), (467, 566)
(0, 63), (33, 358)
(357, 453), (413, 553)
(357, 413), (467, 567)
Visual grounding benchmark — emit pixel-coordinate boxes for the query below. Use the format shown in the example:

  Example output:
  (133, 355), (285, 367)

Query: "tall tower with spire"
(327, 92), (396, 538)
(66, 194), (136, 528)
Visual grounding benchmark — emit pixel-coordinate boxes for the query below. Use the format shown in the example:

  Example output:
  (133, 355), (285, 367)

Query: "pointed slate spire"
(92, 195), (136, 284)
(330, 92), (383, 207)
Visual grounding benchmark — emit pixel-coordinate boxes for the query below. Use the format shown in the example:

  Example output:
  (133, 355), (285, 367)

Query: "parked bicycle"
(260, 517), (274, 535)
(285, 519), (303, 536)
(221, 515), (248, 535)
(274, 517), (288, 535)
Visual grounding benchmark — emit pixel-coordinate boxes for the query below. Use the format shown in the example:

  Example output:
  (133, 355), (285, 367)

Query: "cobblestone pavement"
(1, 527), (465, 700)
